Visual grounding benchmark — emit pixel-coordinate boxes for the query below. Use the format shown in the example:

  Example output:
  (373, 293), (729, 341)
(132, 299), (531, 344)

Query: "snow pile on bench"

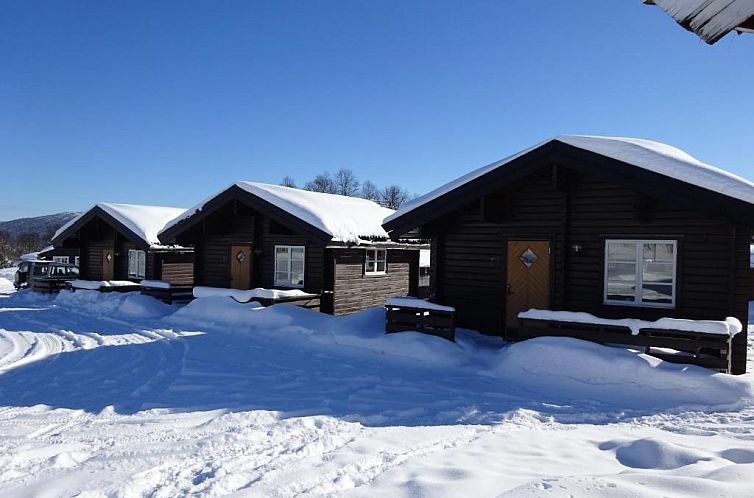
(385, 296), (455, 312)
(193, 286), (318, 302)
(139, 280), (172, 289)
(518, 309), (742, 337)
(69, 279), (109, 290)
(163, 182), (394, 244)
(55, 289), (177, 318)
(488, 336), (752, 411)
(54, 203), (187, 247)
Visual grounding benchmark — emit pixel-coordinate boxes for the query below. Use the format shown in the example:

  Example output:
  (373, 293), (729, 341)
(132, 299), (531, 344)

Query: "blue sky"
(2, 1), (753, 220)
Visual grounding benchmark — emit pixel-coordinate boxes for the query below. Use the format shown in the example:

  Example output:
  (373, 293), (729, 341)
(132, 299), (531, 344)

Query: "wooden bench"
(253, 294), (321, 310)
(385, 300), (456, 341)
(141, 285), (195, 304)
(515, 317), (734, 373)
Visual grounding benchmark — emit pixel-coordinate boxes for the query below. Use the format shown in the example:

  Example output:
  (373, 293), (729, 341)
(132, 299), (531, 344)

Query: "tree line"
(0, 230), (51, 268)
(280, 169), (414, 210)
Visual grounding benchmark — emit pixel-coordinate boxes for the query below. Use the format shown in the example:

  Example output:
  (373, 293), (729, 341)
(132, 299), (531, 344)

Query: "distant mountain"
(0, 212), (80, 239)
(0, 212), (80, 265)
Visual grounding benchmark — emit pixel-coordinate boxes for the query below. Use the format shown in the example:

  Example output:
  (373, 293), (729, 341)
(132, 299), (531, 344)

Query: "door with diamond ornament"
(505, 240), (550, 328)
(230, 245), (253, 289)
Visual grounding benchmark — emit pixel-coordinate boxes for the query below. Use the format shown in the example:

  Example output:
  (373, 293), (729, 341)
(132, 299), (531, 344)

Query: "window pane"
(644, 243), (674, 263)
(608, 242), (636, 261)
(376, 261), (386, 272)
(643, 261), (673, 283)
(606, 282), (635, 301)
(275, 272), (289, 284)
(607, 262), (636, 282)
(642, 284), (673, 304)
(366, 251), (376, 264)
(365, 261), (375, 272)
(291, 271), (304, 286)
(276, 246), (289, 258)
(291, 260), (304, 274)
(291, 247), (304, 260)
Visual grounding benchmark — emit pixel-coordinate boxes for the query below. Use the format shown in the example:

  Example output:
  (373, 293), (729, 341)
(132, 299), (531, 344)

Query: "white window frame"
(364, 248), (387, 276)
(603, 239), (677, 308)
(274, 245), (305, 288)
(52, 256), (69, 264)
(74, 256), (80, 266)
(128, 249), (146, 279)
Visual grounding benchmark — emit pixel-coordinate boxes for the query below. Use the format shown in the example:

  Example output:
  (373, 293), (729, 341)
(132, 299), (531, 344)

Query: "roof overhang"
(51, 206), (151, 251)
(157, 184), (334, 246)
(383, 139), (754, 237)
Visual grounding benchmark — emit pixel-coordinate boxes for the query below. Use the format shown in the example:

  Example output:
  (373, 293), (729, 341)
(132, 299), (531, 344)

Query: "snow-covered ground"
(0, 266), (753, 497)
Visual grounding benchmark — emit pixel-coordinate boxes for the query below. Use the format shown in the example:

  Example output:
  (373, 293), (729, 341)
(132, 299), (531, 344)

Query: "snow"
(162, 182), (394, 244)
(385, 296), (455, 312)
(651, 0), (754, 43)
(519, 309), (743, 336)
(192, 285), (318, 302)
(1, 268), (754, 497)
(139, 279), (172, 289)
(53, 203), (186, 247)
(386, 135), (754, 225)
(68, 279), (107, 290)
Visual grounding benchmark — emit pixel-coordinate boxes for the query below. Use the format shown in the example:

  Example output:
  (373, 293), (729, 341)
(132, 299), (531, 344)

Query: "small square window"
(365, 249), (387, 275)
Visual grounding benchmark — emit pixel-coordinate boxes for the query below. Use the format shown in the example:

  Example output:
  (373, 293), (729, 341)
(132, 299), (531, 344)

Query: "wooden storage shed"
(383, 136), (753, 374)
(51, 203), (194, 285)
(158, 182), (424, 315)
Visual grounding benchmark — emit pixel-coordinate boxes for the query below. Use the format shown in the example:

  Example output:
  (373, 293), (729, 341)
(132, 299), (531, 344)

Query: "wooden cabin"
(158, 182), (424, 315)
(38, 245), (80, 265)
(383, 136), (753, 374)
(51, 203), (194, 285)
(644, 0), (754, 44)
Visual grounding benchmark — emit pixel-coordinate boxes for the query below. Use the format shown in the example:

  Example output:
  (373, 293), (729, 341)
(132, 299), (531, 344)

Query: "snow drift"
(488, 337), (753, 410)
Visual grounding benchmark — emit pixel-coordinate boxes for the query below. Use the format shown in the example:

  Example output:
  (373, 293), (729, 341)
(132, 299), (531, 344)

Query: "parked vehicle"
(15, 261), (79, 291)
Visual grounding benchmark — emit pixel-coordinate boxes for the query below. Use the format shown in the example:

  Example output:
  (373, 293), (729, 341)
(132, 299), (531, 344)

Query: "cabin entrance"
(230, 245), (253, 289)
(102, 248), (115, 280)
(505, 240), (550, 328)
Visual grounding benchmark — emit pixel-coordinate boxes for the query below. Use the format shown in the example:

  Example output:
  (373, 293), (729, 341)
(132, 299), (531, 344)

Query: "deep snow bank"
(54, 289), (177, 319)
(167, 297), (476, 367)
(488, 337), (753, 410)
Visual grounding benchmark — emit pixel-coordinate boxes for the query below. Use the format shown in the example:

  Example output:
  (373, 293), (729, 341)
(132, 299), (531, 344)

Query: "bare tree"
(379, 185), (410, 209)
(333, 168), (360, 196)
(280, 176), (297, 188)
(304, 172), (336, 194)
(360, 180), (380, 202)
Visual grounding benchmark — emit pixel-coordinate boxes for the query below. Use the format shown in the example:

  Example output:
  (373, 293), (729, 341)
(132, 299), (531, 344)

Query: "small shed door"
(102, 248), (115, 281)
(505, 240), (550, 328)
(230, 245), (252, 289)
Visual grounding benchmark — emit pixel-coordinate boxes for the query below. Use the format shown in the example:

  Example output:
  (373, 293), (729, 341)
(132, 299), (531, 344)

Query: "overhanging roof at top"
(383, 135), (754, 235)
(644, 0), (754, 44)
(52, 203), (187, 250)
(159, 182), (395, 245)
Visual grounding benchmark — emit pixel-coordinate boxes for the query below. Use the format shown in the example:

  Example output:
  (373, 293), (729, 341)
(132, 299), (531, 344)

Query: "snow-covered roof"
(162, 182), (394, 244)
(385, 135), (754, 225)
(54, 203), (187, 247)
(646, 0), (754, 44)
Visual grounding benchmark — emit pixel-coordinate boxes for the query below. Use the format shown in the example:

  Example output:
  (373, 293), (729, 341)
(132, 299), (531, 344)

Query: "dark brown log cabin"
(38, 246), (80, 266)
(157, 182), (423, 315)
(50, 203), (194, 285)
(383, 136), (754, 374)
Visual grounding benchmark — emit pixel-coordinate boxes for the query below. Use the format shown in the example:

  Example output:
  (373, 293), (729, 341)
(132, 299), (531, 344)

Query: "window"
(52, 256), (69, 264)
(274, 245), (305, 287)
(604, 240), (676, 308)
(128, 249), (146, 279)
(74, 256), (80, 266)
(365, 249), (387, 275)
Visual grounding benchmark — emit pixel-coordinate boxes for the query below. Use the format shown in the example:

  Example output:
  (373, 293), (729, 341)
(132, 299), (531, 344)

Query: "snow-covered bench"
(67, 279), (141, 293)
(140, 280), (194, 304)
(192, 286), (321, 309)
(385, 297), (456, 341)
(515, 309), (741, 373)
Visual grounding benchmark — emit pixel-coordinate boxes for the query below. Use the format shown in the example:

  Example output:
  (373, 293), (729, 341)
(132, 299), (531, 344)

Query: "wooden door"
(505, 240), (550, 328)
(230, 245), (252, 289)
(102, 248), (114, 280)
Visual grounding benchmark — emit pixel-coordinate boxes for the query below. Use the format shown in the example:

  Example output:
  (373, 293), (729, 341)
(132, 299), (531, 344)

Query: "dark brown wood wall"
(193, 206), (256, 288)
(426, 166), (751, 373)
(330, 248), (418, 315)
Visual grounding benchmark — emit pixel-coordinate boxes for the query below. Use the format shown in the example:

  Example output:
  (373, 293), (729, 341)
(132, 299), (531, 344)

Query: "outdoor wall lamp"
(571, 244), (583, 254)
